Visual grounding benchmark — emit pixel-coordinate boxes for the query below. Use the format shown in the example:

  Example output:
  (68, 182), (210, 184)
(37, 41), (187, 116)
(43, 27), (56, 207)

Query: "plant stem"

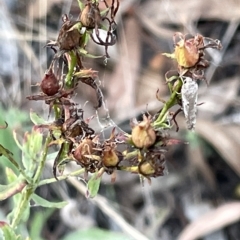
(65, 51), (77, 89)
(10, 136), (51, 228)
(10, 185), (33, 229)
(153, 79), (182, 128)
(38, 168), (85, 187)
(33, 135), (51, 183)
(118, 166), (139, 174)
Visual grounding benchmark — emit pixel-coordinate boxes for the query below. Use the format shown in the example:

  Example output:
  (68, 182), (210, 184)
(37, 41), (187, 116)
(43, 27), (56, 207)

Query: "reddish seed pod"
(40, 69), (60, 96)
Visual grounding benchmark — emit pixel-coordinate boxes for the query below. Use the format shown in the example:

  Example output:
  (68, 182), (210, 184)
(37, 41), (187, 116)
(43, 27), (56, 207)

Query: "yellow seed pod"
(102, 147), (119, 167)
(138, 161), (155, 176)
(174, 38), (199, 68)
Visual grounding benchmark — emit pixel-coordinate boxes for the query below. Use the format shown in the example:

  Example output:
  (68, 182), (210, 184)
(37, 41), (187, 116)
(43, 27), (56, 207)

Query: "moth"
(181, 77), (198, 130)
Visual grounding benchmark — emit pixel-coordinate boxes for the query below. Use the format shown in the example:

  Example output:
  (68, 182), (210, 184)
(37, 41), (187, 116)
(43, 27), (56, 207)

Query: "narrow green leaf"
(30, 209), (54, 240)
(87, 173), (101, 198)
(12, 130), (23, 151)
(0, 221), (23, 240)
(29, 129), (43, 157)
(82, 30), (90, 46)
(0, 146), (20, 171)
(53, 142), (71, 179)
(77, 0), (84, 11)
(30, 110), (47, 125)
(0, 181), (26, 201)
(31, 194), (67, 208)
(68, 22), (82, 33)
(21, 129), (43, 171)
(62, 228), (132, 240)
(3, 168), (27, 201)
(100, 8), (110, 17)
(78, 48), (103, 59)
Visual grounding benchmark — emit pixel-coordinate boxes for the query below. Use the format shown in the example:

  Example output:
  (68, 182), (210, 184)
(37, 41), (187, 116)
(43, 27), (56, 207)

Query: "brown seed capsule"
(131, 115), (156, 149)
(57, 15), (82, 51)
(40, 69), (59, 96)
(73, 138), (94, 165)
(80, 3), (101, 29)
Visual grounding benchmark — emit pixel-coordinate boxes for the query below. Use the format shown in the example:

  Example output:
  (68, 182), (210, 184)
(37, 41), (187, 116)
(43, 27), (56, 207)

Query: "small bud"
(131, 115), (156, 148)
(40, 69), (59, 96)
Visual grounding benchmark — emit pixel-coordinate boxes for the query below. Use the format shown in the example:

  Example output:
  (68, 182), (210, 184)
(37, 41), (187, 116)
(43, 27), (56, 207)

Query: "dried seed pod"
(174, 34), (201, 68)
(57, 15), (82, 51)
(102, 146), (119, 167)
(80, 3), (101, 29)
(73, 138), (94, 165)
(40, 69), (60, 96)
(131, 115), (156, 149)
(181, 77), (198, 130)
(138, 152), (165, 178)
(138, 160), (155, 176)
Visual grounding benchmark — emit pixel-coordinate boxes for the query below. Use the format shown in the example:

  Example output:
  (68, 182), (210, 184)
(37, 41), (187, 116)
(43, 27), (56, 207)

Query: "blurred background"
(0, 0), (240, 239)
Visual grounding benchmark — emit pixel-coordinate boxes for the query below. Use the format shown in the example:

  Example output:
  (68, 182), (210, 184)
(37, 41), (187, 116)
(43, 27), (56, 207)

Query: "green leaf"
(77, 0), (84, 11)
(53, 142), (71, 179)
(68, 22), (82, 33)
(0, 221), (23, 240)
(21, 129), (43, 171)
(31, 194), (67, 208)
(82, 30), (90, 46)
(30, 208), (54, 240)
(0, 144), (20, 170)
(62, 228), (132, 240)
(30, 110), (47, 125)
(100, 8), (110, 17)
(0, 107), (28, 173)
(12, 130), (23, 151)
(78, 48), (103, 59)
(0, 181), (26, 201)
(87, 173), (101, 198)
(7, 186), (30, 225)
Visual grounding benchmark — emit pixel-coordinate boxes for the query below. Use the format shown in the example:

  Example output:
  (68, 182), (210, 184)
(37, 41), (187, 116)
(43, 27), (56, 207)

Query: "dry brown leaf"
(178, 202), (240, 240)
(198, 77), (240, 117)
(195, 119), (240, 177)
(186, 143), (217, 191)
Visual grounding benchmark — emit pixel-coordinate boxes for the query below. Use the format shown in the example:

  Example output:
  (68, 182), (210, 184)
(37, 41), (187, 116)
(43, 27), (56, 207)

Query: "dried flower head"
(57, 14), (82, 51)
(131, 115), (156, 149)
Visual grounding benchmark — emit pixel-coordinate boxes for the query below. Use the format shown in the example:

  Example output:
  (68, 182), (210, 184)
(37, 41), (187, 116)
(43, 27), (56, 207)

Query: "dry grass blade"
(108, 16), (141, 119)
(68, 176), (150, 240)
(195, 119), (240, 177)
(186, 142), (217, 191)
(178, 202), (240, 240)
